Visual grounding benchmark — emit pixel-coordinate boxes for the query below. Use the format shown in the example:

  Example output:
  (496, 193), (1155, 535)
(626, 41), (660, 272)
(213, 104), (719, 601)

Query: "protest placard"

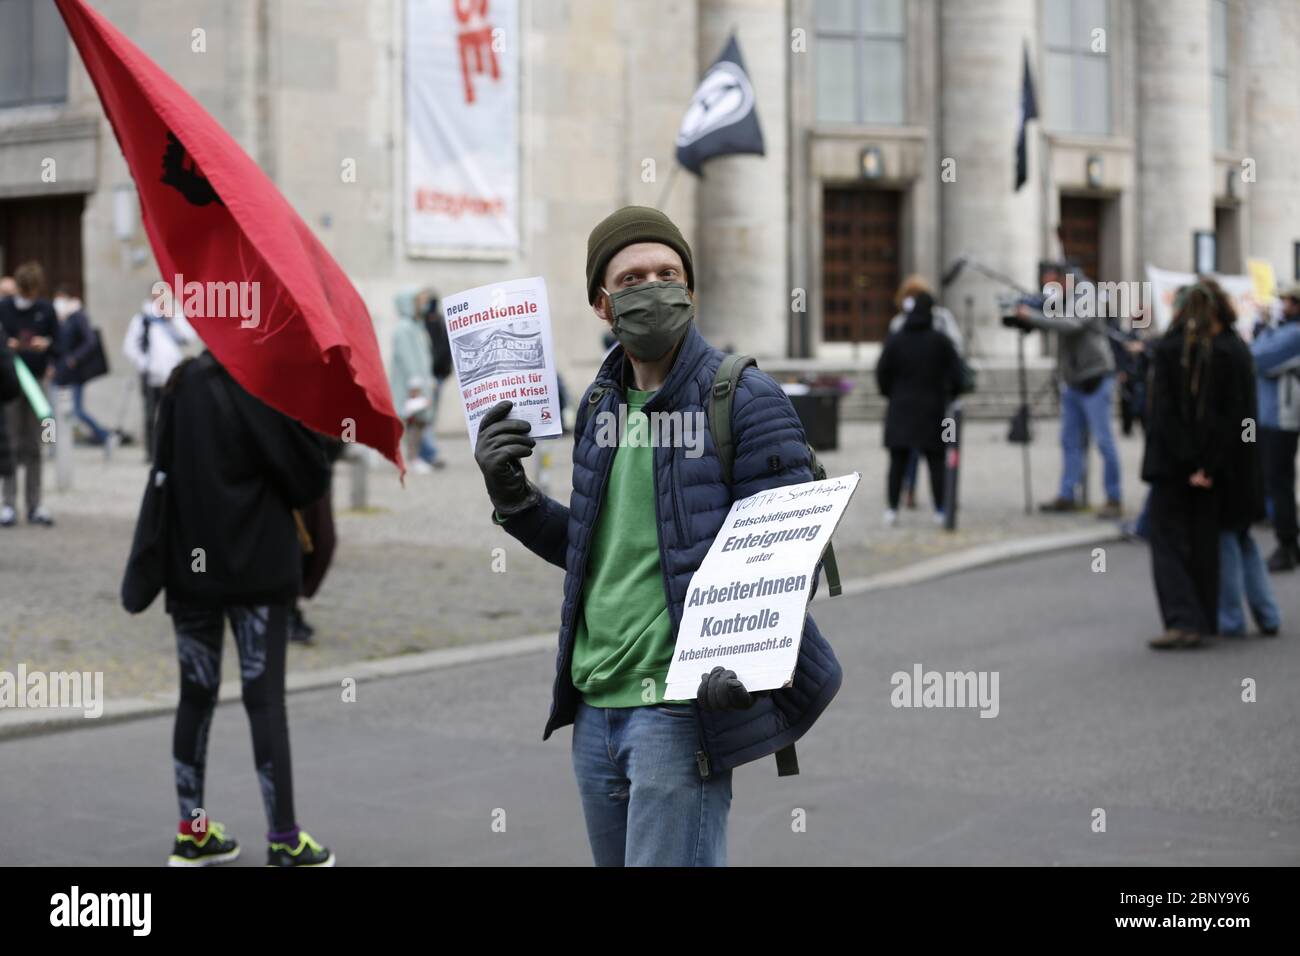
(663, 472), (860, 699)
(443, 276), (563, 446)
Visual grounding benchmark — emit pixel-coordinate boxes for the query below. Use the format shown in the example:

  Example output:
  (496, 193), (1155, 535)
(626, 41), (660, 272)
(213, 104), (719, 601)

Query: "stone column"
(1136, 0), (1214, 273)
(1245, 0), (1300, 283)
(938, 0), (1040, 354)
(695, 0), (789, 357)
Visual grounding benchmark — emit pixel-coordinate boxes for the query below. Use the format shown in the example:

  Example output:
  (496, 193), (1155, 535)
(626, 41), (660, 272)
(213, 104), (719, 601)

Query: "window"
(814, 0), (905, 125)
(1043, 0), (1110, 135)
(0, 0), (70, 108)
(1210, 0), (1229, 151)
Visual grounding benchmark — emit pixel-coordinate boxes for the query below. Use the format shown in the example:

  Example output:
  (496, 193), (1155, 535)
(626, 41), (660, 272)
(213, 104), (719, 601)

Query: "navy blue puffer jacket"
(498, 324), (842, 775)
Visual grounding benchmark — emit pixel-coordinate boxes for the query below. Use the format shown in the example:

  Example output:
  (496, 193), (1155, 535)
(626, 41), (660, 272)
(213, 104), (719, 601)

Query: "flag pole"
(656, 163), (681, 211)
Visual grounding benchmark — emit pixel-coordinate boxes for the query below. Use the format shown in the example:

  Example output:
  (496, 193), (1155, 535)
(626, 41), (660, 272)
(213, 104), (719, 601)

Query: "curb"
(0, 525), (1123, 741)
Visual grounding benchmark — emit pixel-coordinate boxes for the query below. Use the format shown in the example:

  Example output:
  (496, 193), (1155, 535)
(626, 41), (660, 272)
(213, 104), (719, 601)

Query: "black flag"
(674, 34), (765, 176)
(1015, 44), (1038, 191)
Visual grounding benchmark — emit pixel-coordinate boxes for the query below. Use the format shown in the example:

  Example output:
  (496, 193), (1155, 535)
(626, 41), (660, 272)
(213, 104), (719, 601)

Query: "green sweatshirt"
(571, 388), (680, 707)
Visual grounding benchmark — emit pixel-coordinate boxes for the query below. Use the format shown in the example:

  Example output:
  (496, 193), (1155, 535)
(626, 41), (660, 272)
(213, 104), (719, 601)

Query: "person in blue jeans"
(473, 207), (841, 866)
(1014, 263), (1123, 518)
(1218, 530), (1280, 636)
(571, 701), (732, 866)
(52, 289), (111, 445)
(1056, 374), (1122, 510)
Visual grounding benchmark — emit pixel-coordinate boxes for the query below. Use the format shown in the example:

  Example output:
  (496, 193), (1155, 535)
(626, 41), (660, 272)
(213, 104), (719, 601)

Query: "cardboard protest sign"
(443, 276), (563, 446)
(664, 473), (860, 699)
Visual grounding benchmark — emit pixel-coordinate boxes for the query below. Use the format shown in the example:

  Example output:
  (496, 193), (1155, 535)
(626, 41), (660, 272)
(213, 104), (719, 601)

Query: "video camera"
(999, 292), (1034, 333)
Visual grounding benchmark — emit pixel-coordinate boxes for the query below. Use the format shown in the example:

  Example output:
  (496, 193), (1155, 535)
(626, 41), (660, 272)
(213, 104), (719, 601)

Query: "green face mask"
(603, 280), (694, 361)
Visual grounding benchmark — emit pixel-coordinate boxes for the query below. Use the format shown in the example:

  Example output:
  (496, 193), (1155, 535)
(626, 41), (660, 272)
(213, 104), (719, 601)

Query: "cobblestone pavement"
(0, 416), (1145, 701)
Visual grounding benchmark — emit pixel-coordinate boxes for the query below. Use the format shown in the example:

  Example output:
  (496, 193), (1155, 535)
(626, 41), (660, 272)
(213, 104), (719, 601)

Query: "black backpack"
(707, 354), (845, 779)
(707, 354), (842, 597)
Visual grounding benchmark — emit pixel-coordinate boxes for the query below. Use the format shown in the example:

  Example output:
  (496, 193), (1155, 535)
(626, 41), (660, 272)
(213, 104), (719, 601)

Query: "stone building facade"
(1, 0), (1297, 426)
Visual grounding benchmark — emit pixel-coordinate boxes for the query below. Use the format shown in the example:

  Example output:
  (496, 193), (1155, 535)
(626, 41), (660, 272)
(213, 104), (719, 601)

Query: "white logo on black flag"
(675, 34), (765, 176)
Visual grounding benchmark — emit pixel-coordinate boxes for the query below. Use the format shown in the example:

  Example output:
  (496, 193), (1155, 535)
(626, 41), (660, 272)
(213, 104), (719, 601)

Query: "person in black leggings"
(876, 292), (962, 526)
(146, 351), (334, 867)
(172, 605), (294, 834)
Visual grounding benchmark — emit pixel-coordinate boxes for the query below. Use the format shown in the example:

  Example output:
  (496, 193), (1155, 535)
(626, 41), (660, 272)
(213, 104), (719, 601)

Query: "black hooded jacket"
(1140, 327), (1249, 510)
(875, 301), (962, 450)
(163, 351), (330, 608)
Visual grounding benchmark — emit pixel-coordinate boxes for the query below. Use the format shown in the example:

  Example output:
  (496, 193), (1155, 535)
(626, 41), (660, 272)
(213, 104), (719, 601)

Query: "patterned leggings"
(169, 603), (295, 832)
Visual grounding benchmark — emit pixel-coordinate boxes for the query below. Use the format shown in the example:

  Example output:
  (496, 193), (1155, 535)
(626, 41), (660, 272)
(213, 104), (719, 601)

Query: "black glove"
(474, 400), (539, 517)
(697, 666), (754, 712)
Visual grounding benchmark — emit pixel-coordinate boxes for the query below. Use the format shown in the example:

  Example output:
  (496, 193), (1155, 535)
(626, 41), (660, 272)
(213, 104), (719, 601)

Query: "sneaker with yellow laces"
(266, 830), (336, 867)
(167, 821), (241, 867)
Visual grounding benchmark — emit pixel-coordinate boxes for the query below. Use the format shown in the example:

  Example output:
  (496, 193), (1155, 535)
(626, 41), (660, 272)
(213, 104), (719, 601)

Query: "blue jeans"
(571, 700), (733, 866)
(1059, 375), (1121, 503)
(66, 384), (109, 444)
(1218, 530), (1281, 635)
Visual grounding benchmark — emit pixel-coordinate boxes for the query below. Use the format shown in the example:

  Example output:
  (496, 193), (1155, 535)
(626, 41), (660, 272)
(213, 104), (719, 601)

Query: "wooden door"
(0, 194), (85, 296)
(1058, 195), (1103, 282)
(822, 186), (901, 343)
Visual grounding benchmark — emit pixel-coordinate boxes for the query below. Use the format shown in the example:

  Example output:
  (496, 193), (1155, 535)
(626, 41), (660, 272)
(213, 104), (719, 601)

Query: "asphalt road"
(2, 537), (1298, 866)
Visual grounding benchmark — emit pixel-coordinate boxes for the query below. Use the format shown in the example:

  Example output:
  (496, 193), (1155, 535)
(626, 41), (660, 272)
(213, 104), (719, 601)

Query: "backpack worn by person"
(708, 354), (842, 597)
(708, 354), (844, 778)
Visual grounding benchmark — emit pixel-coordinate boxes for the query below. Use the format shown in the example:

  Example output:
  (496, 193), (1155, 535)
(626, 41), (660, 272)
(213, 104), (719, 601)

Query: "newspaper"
(443, 276), (563, 446)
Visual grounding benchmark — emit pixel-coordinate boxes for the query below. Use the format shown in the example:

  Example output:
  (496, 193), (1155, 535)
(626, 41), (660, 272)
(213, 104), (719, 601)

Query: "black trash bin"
(787, 388), (840, 451)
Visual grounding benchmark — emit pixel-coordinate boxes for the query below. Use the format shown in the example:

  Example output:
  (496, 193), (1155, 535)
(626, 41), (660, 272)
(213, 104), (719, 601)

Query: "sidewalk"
(0, 415), (1145, 708)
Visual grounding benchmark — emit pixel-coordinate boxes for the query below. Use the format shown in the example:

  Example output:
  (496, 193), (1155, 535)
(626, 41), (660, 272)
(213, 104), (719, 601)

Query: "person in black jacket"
(0, 261), (60, 527)
(875, 292), (962, 526)
(52, 288), (111, 446)
(1142, 281), (1237, 649)
(158, 350), (336, 867)
(418, 287), (451, 468)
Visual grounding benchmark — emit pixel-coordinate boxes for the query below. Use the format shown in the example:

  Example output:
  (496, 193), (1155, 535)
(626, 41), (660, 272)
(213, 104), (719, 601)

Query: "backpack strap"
(775, 743), (799, 777)
(708, 353), (756, 487)
(805, 445), (842, 598)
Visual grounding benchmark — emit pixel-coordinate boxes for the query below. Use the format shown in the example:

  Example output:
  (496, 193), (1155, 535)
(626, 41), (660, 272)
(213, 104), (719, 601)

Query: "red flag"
(54, 0), (404, 469)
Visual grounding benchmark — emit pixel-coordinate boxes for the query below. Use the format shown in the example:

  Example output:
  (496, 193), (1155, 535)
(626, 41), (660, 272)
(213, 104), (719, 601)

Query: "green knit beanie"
(585, 205), (694, 303)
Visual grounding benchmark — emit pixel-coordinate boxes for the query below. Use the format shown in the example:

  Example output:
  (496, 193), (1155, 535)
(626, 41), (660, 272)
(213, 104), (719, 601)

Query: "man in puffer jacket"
(473, 206), (842, 866)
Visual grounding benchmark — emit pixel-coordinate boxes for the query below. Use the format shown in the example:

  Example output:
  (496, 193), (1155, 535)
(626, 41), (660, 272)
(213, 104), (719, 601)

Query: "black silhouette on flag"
(675, 34), (765, 176)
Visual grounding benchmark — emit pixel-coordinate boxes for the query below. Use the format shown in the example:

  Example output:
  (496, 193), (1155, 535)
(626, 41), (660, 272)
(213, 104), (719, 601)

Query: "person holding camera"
(1012, 262), (1122, 519)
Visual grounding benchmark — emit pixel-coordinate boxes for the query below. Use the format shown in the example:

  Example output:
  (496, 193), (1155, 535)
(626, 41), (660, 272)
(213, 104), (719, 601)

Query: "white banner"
(405, 0), (519, 253)
(1145, 265), (1264, 338)
(664, 474), (860, 699)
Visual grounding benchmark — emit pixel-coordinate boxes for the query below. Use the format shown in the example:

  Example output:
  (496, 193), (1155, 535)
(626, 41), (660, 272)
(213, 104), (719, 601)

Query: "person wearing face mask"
(123, 290), (195, 462)
(0, 261), (60, 527)
(52, 287), (111, 447)
(472, 206), (842, 867)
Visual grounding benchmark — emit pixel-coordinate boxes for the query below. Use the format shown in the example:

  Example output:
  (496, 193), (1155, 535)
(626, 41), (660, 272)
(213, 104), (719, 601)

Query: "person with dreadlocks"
(1141, 280), (1242, 649)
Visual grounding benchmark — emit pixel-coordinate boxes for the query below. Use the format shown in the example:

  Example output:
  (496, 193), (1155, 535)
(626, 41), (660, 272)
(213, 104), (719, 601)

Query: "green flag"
(13, 355), (53, 421)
